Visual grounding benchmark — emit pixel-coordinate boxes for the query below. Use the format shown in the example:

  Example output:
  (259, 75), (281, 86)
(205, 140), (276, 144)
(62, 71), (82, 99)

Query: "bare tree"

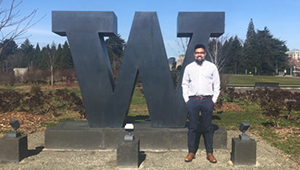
(47, 43), (56, 86)
(168, 37), (189, 57)
(206, 35), (231, 72)
(0, 0), (44, 58)
(176, 37), (189, 55)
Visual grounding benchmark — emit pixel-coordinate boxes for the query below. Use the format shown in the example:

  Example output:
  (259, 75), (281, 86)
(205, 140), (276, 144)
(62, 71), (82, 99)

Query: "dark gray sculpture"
(52, 11), (224, 128)
(176, 12), (225, 91)
(110, 12), (187, 128)
(52, 11), (118, 127)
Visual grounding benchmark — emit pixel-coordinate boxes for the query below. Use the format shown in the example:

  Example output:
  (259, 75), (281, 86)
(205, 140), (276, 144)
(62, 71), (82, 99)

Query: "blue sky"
(2, 0), (300, 58)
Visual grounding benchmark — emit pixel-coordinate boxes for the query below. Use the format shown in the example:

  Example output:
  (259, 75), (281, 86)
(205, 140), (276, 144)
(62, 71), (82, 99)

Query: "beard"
(196, 58), (204, 65)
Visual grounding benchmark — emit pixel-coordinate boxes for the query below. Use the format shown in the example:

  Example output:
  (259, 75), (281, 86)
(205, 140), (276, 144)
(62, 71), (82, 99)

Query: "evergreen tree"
(246, 18), (255, 44)
(256, 27), (288, 74)
(242, 18), (260, 74)
(56, 43), (63, 70)
(38, 46), (48, 70)
(105, 34), (125, 70)
(1, 39), (18, 61)
(223, 36), (243, 74)
(241, 19), (288, 75)
(19, 38), (34, 68)
(61, 41), (73, 69)
(31, 43), (41, 69)
(20, 39), (34, 54)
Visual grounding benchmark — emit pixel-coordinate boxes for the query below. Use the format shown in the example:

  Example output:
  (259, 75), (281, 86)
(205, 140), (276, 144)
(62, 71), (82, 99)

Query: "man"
(182, 44), (220, 163)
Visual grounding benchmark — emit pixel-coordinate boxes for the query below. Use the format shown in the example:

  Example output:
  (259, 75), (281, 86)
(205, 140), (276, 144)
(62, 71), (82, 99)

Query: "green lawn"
(126, 83), (300, 162)
(226, 75), (300, 86)
(0, 82), (299, 163)
(213, 103), (300, 162)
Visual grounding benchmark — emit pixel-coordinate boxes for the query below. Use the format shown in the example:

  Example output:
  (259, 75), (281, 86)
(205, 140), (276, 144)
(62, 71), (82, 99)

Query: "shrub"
(0, 91), (24, 112)
(30, 85), (41, 94)
(224, 88), (300, 127)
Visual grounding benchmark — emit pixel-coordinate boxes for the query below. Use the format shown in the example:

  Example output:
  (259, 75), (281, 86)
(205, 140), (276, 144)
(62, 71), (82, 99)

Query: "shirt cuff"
(212, 97), (217, 103)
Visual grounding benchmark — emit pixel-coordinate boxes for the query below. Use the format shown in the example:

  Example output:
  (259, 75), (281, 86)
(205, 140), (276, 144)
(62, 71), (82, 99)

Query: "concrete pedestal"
(0, 135), (28, 163)
(117, 139), (140, 168)
(45, 121), (227, 150)
(231, 138), (256, 165)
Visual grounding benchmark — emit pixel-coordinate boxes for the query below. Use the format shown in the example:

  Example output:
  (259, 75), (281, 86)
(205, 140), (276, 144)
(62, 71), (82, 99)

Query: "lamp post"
(8, 120), (21, 138)
(239, 122), (250, 140)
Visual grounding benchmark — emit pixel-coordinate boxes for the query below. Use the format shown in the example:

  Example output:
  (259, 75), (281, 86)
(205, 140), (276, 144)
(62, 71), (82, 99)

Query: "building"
(286, 49), (300, 61)
(286, 49), (300, 69)
(168, 57), (176, 70)
(13, 68), (28, 82)
(176, 55), (185, 69)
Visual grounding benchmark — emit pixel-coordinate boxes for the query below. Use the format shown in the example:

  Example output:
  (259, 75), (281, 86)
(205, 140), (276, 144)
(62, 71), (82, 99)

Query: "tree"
(47, 43), (57, 86)
(60, 41), (73, 69)
(175, 37), (189, 55)
(0, 0), (44, 58)
(55, 43), (63, 70)
(241, 18), (260, 74)
(105, 34), (125, 70)
(255, 27), (288, 74)
(222, 36), (243, 74)
(31, 43), (41, 69)
(245, 18), (255, 44)
(20, 38), (34, 54)
(1, 39), (18, 59)
(15, 38), (34, 68)
(0, 39), (18, 71)
(206, 35), (235, 72)
(241, 19), (288, 75)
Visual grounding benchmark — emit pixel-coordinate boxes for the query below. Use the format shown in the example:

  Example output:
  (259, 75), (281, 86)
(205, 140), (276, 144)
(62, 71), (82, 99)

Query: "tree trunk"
(51, 65), (53, 86)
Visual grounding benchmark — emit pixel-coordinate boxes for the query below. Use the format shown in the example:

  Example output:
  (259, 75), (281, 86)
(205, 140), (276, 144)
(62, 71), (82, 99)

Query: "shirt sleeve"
(212, 66), (220, 103)
(181, 66), (190, 103)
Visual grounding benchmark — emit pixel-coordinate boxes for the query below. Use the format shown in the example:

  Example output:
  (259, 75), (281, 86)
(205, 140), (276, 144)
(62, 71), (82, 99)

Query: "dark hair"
(194, 44), (206, 51)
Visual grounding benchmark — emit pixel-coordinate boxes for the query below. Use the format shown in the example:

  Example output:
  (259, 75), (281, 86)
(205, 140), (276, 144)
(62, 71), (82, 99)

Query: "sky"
(1, 0), (300, 58)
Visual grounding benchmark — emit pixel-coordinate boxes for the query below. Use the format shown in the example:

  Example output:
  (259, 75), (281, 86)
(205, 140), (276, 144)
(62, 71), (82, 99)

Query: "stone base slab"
(45, 121), (227, 150)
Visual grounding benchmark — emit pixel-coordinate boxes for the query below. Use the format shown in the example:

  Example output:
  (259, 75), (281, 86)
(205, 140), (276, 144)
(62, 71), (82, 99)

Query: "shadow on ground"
(27, 146), (44, 157)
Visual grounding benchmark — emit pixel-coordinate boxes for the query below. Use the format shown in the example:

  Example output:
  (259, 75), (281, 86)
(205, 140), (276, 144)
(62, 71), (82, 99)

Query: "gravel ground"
(0, 130), (299, 170)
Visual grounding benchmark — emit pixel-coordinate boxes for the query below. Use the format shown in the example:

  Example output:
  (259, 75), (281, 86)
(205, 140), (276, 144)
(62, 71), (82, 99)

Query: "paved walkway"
(0, 131), (299, 170)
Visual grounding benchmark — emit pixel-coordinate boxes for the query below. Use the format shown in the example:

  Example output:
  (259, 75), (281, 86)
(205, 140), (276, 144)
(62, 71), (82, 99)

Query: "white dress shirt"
(182, 60), (220, 103)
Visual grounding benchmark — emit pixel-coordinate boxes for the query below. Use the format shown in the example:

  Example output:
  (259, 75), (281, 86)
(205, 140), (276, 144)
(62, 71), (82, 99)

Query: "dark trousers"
(186, 98), (214, 153)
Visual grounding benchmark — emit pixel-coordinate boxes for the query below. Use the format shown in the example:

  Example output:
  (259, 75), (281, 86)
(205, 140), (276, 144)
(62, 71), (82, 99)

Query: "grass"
(124, 81), (300, 161)
(0, 79), (299, 162)
(226, 75), (300, 86)
(213, 103), (300, 161)
(41, 118), (76, 128)
(126, 86), (150, 122)
(40, 122), (57, 128)
(0, 87), (17, 92)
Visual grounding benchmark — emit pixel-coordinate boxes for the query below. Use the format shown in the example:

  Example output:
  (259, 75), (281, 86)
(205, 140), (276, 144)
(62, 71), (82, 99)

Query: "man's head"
(194, 44), (206, 65)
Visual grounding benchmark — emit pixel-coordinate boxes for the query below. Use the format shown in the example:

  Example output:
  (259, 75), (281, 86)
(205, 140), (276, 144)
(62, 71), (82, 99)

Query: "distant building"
(286, 49), (300, 61)
(286, 49), (300, 69)
(13, 68), (28, 82)
(176, 55), (185, 68)
(168, 57), (176, 70)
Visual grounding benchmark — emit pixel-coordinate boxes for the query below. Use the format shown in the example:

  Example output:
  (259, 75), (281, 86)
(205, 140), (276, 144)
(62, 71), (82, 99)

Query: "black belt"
(189, 95), (212, 100)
